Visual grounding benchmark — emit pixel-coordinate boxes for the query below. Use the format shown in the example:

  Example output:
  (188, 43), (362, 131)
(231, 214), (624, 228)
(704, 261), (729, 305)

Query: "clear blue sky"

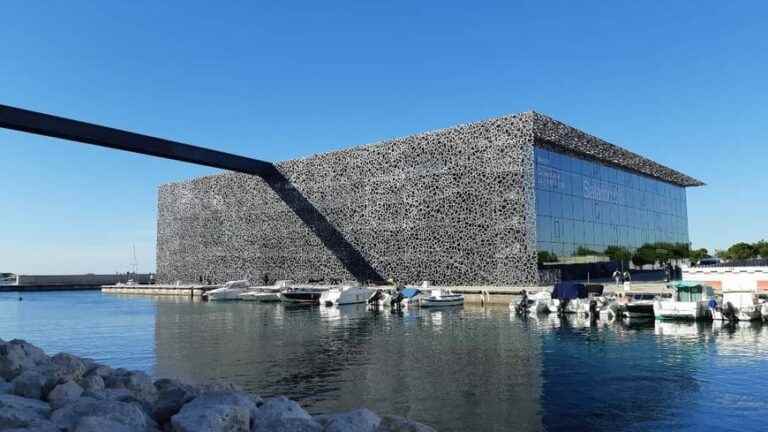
(2, 1), (766, 274)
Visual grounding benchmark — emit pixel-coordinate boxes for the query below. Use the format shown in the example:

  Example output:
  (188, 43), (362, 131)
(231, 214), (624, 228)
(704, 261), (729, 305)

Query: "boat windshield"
(675, 285), (703, 302)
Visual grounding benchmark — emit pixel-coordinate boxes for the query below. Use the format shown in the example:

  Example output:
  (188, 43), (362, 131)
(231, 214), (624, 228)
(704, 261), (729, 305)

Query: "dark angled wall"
(157, 113), (539, 286)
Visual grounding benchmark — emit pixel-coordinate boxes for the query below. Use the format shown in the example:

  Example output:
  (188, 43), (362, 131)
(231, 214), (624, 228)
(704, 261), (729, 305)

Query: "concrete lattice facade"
(156, 112), (701, 286)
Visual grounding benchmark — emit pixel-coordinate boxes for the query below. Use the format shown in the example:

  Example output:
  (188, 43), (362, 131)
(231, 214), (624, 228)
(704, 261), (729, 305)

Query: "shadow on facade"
(261, 165), (384, 283)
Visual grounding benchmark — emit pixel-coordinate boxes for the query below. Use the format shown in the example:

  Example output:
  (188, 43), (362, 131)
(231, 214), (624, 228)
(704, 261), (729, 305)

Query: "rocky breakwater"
(0, 338), (435, 431)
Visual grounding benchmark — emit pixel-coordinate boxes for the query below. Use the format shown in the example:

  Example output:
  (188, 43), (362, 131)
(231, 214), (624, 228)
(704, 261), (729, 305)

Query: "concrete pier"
(101, 284), (217, 297)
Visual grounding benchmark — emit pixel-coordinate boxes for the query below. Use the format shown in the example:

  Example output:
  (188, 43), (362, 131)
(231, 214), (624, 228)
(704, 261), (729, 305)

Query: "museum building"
(156, 111), (703, 286)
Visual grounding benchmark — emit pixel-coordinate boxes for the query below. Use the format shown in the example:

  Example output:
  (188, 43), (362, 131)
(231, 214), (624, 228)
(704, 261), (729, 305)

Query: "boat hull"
(240, 292), (281, 302)
(205, 288), (248, 301)
(281, 292), (322, 304)
(421, 295), (464, 308)
(624, 302), (654, 318)
(321, 287), (374, 306)
(654, 300), (710, 320)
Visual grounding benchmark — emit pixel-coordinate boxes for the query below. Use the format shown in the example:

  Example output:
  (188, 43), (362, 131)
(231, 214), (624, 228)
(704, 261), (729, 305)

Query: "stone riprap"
(0, 338), (435, 431)
(156, 111), (703, 287)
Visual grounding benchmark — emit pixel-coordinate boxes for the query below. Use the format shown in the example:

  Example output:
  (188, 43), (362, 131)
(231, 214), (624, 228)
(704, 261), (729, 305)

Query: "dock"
(101, 284), (217, 297)
(99, 281), (675, 303)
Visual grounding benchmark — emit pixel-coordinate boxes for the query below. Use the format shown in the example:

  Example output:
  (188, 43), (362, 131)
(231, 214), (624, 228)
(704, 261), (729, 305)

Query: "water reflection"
(153, 302), (542, 431)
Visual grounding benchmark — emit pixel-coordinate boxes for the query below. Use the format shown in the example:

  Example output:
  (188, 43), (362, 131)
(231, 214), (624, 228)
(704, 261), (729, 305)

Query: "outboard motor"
(589, 299), (598, 321)
(368, 289), (384, 305)
(390, 290), (404, 309)
(723, 302), (738, 323)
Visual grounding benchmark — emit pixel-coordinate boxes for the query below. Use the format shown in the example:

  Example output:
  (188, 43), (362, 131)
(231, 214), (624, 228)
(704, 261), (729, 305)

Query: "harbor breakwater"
(0, 338), (435, 431)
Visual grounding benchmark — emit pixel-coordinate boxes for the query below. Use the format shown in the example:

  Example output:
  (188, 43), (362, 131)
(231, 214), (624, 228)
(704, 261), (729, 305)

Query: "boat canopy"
(668, 281), (706, 289)
(552, 282), (587, 300)
(401, 287), (420, 299)
(668, 281), (714, 302)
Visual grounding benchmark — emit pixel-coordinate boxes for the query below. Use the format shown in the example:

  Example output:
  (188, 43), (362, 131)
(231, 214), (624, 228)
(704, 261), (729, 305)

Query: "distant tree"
(604, 246), (632, 263)
(689, 248), (709, 263)
(537, 251), (558, 265)
(633, 245), (657, 269)
(715, 249), (731, 260)
(671, 243), (691, 260)
(575, 246), (601, 256)
(753, 240), (768, 259)
(727, 242), (757, 261)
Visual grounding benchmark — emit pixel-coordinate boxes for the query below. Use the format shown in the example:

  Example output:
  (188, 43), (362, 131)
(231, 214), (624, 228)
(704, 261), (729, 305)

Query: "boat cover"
(668, 281), (706, 289)
(551, 282), (587, 300)
(401, 287), (420, 299)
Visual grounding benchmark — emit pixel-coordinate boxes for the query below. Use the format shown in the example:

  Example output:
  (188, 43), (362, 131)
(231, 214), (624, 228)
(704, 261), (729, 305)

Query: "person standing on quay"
(612, 269), (623, 288)
(623, 270), (632, 292)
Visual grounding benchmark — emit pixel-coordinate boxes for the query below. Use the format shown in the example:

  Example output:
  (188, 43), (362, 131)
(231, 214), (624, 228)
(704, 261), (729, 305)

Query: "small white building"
(683, 266), (768, 292)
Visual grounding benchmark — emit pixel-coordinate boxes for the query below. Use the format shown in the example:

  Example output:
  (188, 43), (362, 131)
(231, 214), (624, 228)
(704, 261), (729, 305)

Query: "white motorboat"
(320, 282), (375, 306)
(711, 287), (761, 322)
(378, 286), (423, 308)
(239, 280), (291, 302)
(281, 285), (327, 304)
(420, 284), (464, 308)
(521, 291), (559, 315)
(204, 280), (251, 301)
(654, 282), (714, 320)
(621, 293), (657, 318)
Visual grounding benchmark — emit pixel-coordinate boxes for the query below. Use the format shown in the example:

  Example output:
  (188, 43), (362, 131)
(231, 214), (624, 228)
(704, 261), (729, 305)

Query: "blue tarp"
(401, 287), (420, 299)
(551, 282), (588, 300)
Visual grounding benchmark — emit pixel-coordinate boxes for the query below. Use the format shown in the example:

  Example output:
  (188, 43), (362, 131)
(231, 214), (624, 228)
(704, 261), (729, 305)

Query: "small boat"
(320, 282), (375, 306)
(281, 285), (327, 304)
(710, 287), (761, 322)
(622, 293), (657, 318)
(204, 280), (251, 301)
(526, 291), (558, 315)
(378, 286), (423, 308)
(551, 282), (596, 316)
(420, 285), (464, 308)
(239, 280), (291, 302)
(653, 281), (714, 320)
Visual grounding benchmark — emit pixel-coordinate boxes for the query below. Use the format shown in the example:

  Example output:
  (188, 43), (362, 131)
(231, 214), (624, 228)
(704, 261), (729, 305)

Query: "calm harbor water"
(2, 291), (768, 431)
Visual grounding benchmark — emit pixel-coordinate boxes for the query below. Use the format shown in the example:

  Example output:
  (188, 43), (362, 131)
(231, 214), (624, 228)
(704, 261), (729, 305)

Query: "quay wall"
(1, 274), (153, 291)
(157, 113), (539, 286)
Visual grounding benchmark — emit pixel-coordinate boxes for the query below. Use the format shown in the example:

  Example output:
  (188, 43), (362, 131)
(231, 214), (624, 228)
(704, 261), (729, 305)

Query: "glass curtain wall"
(534, 146), (689, 258)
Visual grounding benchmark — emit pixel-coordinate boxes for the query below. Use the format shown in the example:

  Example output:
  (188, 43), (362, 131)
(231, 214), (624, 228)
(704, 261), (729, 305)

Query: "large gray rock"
(323, 408), (381, 432)
(0, 394), (51, 429)
(78, 374), (104, 392)
(171, 403), (250, 432)
(47, 380), (83, 409)
(73, 416), (137, 432)
(104, 370), (157, 405)
(252, 396), (311, 423)
(0, 340), (50, 381)
(251, 417), (323, 432)
(151, 380), (198, 424)
(170, 391), (260, 432)
(85, 364), (113, 379)
(11, 371), (48, 400)
(1, 418), (61, 432)
(251, 396), (321, 432)
(51, 353), (87, 381)
(50, 397), (157, 431)
(0, 378), (12, 394)
(376, 415), (437, 432)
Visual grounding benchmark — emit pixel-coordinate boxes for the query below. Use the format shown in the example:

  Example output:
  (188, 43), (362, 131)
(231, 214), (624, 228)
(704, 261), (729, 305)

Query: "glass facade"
(534, 146), (689, 257)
